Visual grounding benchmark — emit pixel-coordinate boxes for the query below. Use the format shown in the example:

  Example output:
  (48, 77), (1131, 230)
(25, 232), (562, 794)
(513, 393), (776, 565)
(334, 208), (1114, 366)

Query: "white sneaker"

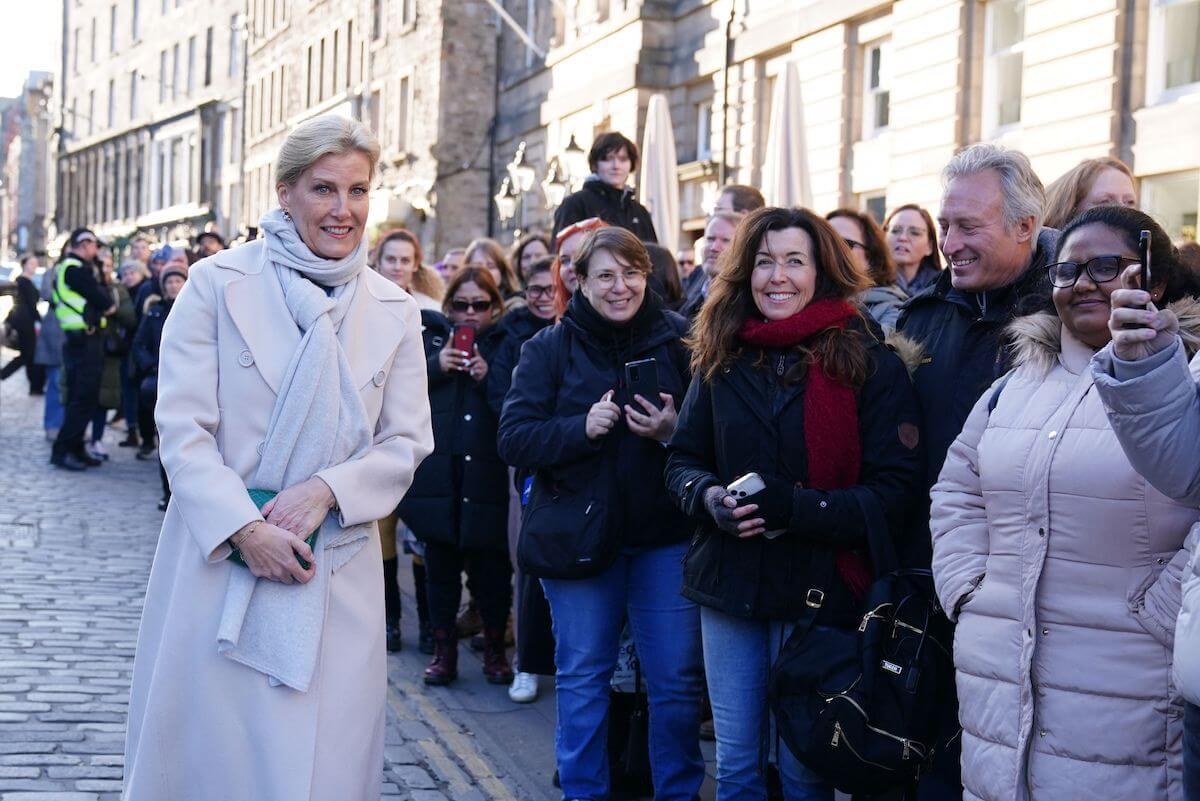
(508, 671), (538, 703)
(87, 441), (109, 461)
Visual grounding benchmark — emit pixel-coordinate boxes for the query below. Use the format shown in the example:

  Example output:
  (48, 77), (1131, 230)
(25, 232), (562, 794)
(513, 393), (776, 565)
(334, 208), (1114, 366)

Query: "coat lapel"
(222, 252), (300, 396)
(337, 274), (407, 390)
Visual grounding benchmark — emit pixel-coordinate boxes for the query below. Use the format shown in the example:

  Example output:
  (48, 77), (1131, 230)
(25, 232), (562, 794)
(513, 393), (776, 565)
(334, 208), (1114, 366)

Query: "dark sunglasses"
(1046, 255), (1140, 288)
(450, 299), (494, 313)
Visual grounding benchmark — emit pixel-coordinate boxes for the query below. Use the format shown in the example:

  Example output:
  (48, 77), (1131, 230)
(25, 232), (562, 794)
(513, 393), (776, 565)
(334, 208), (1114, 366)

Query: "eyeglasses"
(842, 238), (865, 252)
(1046, 255), (1139, 288)
(526, 285), (554, 300)
(888, 226), (927, 239)
(586, 270), (648, 290)
(450, 299), (494, 313)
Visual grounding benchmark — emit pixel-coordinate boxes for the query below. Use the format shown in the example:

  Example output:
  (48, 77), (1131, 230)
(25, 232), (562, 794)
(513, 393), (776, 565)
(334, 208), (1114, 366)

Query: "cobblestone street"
(0, 362), (560, 801)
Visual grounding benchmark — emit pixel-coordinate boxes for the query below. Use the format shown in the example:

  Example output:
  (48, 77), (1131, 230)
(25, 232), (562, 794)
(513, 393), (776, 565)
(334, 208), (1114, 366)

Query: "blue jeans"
(119, 355), (138, 432)
(43, 366), (64, 431)
(1186, 703), (1200, 801)
(700, 606), (833, 801)
(542, 542), (703, 801)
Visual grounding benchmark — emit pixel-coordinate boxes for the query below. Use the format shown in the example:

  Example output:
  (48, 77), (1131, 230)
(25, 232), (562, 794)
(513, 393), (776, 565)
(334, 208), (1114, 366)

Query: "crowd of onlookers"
(10, 126), (1200, 801)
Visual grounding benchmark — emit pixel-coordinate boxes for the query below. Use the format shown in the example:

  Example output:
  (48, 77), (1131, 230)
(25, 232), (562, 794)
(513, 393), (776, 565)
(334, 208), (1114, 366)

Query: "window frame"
(861, 38), (892, 137)
(981, 0), (1025, 136)
(1147, 0), (1200, 104)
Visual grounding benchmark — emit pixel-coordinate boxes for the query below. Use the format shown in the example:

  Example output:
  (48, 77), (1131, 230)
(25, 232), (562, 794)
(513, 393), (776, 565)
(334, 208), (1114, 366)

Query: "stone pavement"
(0, 358), (555, 801)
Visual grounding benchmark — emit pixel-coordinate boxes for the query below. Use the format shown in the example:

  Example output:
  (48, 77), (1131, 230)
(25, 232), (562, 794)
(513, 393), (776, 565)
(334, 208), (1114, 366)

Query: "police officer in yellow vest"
(50, 228), (117, 471)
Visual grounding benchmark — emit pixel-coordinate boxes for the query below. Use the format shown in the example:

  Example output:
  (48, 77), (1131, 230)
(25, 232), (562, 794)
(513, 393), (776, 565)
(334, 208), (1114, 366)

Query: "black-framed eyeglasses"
(450, 299), (494, 313)
(1046, 255), (1139, 288)
(526, 285), (554, 300)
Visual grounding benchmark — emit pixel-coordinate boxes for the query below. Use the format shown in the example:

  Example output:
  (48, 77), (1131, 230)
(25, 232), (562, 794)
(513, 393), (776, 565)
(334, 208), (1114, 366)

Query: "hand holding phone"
(1109, 231), (1179, 362)
(727, 473), (788, 539)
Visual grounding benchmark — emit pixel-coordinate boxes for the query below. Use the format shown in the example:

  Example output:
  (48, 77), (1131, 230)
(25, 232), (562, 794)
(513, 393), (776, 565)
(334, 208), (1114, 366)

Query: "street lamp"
(563, 134), (588, 184)
(493, 176), (518, 224)
(507, 141), (536, 193)
(541, 156), (570, 210)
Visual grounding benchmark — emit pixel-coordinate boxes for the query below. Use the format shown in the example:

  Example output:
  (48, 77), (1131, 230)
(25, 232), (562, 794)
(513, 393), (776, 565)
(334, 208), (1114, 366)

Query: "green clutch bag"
(229, 488), (320, 570)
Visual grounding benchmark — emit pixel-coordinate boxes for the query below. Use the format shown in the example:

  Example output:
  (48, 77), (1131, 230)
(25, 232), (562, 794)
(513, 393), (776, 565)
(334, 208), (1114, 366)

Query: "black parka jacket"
(665, 321), (924, 623)
(497, 297), (690, 550)
(551, 177), (658, 244)
(398, 312), (510, 551)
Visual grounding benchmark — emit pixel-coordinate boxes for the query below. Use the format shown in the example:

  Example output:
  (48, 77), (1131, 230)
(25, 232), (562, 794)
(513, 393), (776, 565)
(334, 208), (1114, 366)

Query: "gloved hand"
(703, 485), (763, 537)
(747, 474), (796, 532)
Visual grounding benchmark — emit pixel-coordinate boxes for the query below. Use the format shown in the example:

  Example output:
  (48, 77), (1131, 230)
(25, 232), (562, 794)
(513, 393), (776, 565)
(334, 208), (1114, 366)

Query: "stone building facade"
(493, 0), (1200, 245)
(0, 72), (56, 258)
(55, 0), (246, 248)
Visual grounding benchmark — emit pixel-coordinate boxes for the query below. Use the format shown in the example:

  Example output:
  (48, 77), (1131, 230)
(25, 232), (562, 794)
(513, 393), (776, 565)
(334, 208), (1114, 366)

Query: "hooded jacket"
(931, 304), (1200, 801)
(551, 177), (658, 243)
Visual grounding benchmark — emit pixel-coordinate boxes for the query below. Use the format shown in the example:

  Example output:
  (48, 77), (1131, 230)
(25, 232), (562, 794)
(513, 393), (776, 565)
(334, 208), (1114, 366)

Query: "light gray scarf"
(216, 207), (375, 691)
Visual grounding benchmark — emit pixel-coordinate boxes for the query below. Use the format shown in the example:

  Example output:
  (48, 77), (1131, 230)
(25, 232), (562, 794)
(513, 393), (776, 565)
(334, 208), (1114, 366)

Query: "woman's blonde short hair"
(275, 115), (381, 187)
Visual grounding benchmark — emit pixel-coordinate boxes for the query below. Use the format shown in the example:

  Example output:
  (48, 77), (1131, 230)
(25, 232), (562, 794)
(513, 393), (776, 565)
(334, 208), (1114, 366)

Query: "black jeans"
(52, 331), (104, 459)
(422, 541), (512, 633)
(1186, 703), (1200, 800)
(137, 379), (158, 446)
(0, 321), (45, 392)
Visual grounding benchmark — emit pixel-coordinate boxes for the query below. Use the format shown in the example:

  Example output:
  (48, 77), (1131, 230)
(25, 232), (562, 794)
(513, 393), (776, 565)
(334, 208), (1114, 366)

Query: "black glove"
(747, 474), (795, 532)
(703, 486), (742, 535)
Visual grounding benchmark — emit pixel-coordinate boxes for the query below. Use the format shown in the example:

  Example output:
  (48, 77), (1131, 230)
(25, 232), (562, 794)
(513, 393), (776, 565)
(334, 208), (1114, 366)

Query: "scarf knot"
(737, 298), (873, 599)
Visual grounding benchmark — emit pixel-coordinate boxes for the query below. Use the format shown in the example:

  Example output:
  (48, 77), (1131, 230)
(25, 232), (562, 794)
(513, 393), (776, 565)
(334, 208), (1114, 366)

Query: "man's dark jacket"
(551, 177), (658, 243)
(896, 226), (1060, 566)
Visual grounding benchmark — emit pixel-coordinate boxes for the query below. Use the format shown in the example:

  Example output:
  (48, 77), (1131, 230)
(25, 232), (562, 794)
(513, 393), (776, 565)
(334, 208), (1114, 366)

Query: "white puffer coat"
(931, 313), (1196, 801)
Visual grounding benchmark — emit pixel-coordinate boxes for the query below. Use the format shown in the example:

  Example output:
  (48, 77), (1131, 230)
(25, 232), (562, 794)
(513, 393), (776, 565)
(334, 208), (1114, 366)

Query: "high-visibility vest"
(53, 257), (105, 332)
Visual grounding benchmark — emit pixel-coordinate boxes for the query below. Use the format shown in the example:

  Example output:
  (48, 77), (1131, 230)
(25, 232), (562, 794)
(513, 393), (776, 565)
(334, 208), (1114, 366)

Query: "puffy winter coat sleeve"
(786, 344), (924, 547)
(665, 373), (725, 520)
(1093, 338), (1200, 506)
(486, 333), (520, 418)
(929, 381), (995, 621)
(497, 328), (595, 469)
(313, 299), (434, 528)
(131, 311), (158, 376)
(156, 265), (266, 561)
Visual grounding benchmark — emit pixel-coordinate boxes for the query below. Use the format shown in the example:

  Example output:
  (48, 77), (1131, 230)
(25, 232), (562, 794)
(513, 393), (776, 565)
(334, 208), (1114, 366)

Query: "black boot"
(413, 560), (434, 654)
(383, 557), (402, 652)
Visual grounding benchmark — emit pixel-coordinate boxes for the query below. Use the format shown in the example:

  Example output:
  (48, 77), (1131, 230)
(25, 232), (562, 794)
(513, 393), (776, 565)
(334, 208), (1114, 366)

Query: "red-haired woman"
(666, 207), (923, 801)
(551, 217), (608, 318)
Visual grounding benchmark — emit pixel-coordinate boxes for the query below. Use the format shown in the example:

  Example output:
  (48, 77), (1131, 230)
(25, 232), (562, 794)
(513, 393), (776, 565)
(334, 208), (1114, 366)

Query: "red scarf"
(737, 298), (873, 600)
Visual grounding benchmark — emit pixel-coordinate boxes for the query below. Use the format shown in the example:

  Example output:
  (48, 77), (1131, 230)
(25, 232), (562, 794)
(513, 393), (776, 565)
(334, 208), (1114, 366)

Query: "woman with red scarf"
(666, 206), (923, 801)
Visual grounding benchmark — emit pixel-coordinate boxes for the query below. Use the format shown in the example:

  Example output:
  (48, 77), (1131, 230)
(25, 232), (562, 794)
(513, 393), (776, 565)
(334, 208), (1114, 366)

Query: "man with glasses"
(51, 228), (118, 471)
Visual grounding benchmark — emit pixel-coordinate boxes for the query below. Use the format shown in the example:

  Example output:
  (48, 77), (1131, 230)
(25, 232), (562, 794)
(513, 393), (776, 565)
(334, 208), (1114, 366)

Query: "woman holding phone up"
(398, 266), (514, 686)
(665, 207), (922, 801)
(498, 227), (703, 801)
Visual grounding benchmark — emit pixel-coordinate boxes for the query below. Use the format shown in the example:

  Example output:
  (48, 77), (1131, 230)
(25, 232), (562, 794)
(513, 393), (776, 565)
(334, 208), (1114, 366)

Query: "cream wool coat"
(931, 314), (1195, 801)
(122, 238), (433, 801)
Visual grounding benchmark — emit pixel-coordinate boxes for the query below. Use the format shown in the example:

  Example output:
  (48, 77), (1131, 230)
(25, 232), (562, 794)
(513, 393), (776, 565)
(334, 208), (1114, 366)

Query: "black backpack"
(768, 491), (956, 796)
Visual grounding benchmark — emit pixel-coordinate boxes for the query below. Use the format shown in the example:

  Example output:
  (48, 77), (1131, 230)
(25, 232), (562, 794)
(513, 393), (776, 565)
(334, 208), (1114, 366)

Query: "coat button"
(819, 501), (828, 509)
(373, 370), (386, 387)
(462, 497), (469, 503)
(1158, 557), (1166, 565)
(1047, 430), (1057, 439)
(464, 455), (472, 462)
(464, 414), (472, 421)
(238, 349), (254, 367)
(1038, 527), (1045, 537)
(1039, 729), (1046, 738)
(1041, 628), (1048, 636)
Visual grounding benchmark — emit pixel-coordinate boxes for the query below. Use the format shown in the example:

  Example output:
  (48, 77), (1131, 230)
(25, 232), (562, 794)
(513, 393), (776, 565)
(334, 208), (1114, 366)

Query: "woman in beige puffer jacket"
(930, 206), (1200, 801)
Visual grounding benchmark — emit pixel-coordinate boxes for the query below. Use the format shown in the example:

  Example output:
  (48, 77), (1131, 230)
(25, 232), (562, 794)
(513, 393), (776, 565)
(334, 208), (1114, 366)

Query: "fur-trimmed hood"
(1008, 296), (1200, 373)
(885, 331), (926, 379)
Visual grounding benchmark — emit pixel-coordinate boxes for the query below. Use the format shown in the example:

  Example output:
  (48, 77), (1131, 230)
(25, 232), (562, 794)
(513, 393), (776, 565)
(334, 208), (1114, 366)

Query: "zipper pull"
(831, 722), (842, 747)
(776, 355), (785, 376)
(902, 740), (911, 760)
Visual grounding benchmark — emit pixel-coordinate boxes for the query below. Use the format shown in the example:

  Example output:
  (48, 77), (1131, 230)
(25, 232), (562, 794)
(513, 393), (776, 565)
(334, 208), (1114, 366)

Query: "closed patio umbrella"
(761, 61), (813, 209)
(638, 93), (681, 253)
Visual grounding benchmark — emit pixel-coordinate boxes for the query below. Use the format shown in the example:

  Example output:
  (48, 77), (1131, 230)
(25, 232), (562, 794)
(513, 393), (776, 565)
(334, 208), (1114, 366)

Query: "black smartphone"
(1138, 229), (1152, 301)
(624, 358), (661, 409)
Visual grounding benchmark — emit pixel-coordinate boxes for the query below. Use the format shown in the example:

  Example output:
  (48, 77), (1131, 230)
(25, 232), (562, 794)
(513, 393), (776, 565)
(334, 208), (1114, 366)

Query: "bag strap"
(987, 372), (1012, 416)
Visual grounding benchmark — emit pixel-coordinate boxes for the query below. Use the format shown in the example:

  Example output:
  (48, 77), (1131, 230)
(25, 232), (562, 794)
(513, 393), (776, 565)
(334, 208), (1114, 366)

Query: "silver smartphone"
(726, 472), (785, 539)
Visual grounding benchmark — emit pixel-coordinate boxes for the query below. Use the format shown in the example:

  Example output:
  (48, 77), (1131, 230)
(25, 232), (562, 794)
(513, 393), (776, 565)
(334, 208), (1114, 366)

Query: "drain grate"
(0, 521), (38, 547)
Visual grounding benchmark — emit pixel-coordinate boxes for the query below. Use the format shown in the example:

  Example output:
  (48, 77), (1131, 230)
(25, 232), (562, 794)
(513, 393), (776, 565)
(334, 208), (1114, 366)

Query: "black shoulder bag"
(768, 489), (956, 796)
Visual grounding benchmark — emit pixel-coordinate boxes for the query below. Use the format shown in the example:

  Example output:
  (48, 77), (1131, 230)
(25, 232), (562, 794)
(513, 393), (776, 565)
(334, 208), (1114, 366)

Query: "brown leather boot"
(423, 629), (458, 686)
(481, 627), (514, 685)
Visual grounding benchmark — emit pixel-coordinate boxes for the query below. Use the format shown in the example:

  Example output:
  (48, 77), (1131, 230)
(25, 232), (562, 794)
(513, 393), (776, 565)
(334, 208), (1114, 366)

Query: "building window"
(318, 39), (326, 102)
(346, 21), (353, 88)
(862, 193), (887, 224)
(161, 0), (168, 14)
(368, 88), (382, 141)
(983, 0), (1024, 132)
(107, 79), (116, 128)
(130, 70), (138, 120)
(110, 5), (118, 51)
(332, 30), (340, 91)
(172, 42), (180, 100)
(90, 17), (98, 62)
(1150, 0), (1200, 101)
(204, 26), (213, 87)
(372, 0), (383, 39)
(87, 90), (95, 136)
(229, 14), (240, 78)
(187, 36), (196, 95)
(1141, 170), (1199, 241)
(159, 49), (168, 102)
(306, 45), (314, 107)
(131, 0), (139, 40)
(396, 74), (412, 153)
(863, 39), (891, 135)
(401, 0), (416, 26)
(696, 102), (712, 161)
